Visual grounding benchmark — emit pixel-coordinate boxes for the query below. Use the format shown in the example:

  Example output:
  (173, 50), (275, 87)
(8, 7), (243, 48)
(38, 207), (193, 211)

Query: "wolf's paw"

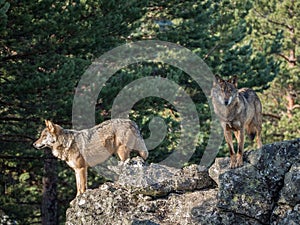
(235, 153), (243, 168)
(229, 154), (237, 169)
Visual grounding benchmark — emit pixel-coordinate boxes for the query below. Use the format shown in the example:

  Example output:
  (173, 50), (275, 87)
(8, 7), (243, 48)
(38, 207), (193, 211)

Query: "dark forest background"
(1, 0), (299, 224)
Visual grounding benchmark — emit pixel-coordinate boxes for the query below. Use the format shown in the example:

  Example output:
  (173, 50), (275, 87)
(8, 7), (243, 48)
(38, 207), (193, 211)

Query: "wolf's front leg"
(74, 167), (88, 196)
(235, 129), (245, 168)
(224, 129), (236, 168)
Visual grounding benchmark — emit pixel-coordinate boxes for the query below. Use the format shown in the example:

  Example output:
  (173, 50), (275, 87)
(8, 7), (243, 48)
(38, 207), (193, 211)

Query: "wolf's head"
(212, 75), (238, 106)
(33, 120), (62, 149)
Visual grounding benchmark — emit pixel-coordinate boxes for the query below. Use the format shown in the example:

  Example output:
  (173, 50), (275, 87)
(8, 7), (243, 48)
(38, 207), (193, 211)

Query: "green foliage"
(1, 0), (298, 224)
(1, 0), (147, 224)
(247, 0), (300, 144)
(0, 0), (9, 32)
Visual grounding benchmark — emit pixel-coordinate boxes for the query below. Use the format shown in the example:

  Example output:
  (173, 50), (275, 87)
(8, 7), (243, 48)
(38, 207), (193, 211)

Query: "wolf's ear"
(45, 120), (51, 130)
(228, 76), (238, 88)
(45, 120), (50, 127)
(45, 120), (55, 133)
(213, 75), (224, 86)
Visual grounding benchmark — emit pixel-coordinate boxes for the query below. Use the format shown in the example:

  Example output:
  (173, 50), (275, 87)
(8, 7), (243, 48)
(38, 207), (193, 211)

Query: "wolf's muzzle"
(33, 142), (45, 149)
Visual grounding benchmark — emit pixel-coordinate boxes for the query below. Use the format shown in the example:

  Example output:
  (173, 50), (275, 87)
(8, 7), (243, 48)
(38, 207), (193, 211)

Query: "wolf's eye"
(48, 134), (55, 143)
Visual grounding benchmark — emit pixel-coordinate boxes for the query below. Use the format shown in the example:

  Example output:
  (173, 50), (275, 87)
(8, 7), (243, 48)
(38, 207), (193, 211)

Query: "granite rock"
(66, 138), (300, 225)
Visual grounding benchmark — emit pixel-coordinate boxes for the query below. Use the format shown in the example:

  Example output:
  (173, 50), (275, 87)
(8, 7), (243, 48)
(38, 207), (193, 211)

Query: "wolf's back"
(79, 119), (148, 167)
(239, 88), (262, 141)
(93, 119), (147, 153)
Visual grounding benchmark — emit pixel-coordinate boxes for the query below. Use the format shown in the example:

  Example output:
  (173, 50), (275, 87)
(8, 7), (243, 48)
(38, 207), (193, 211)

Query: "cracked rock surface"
(66, 139), (300, 225)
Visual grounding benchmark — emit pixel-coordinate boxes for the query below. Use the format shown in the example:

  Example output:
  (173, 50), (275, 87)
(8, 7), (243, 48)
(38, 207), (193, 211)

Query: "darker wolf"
(33, 119), (148, 196)
(211, 75), (262, 168)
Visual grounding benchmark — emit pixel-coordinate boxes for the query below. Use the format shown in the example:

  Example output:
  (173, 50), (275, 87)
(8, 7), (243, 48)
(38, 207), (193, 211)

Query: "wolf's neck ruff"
(214, 94), (240, 123)
(53, 130), (78, 161)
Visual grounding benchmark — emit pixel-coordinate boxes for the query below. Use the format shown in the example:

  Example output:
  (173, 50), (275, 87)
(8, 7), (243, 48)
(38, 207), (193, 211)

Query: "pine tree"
(246, 0), (300, 143)
(0, 0), (147, 224)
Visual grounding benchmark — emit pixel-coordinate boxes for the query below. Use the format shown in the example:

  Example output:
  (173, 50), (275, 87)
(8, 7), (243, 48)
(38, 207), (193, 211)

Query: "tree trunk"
(286, 85), (300, 119)
(285, 16), (297, 116)
(42, 148), (58, 225)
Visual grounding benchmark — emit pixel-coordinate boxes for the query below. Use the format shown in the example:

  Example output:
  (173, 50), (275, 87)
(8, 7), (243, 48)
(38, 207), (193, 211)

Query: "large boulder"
(66, 138), (300, 225)
(278, 163), (300, 206)
(210, 139), (300, 224)
(66, 186), (218, 225)
(66, 161), (215, 225)
(109, 158), (215, 196)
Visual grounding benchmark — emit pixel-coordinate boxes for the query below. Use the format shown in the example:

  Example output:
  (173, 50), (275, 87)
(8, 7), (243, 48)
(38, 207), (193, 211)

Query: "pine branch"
(253, 9), (292, 30)
(276, 53), (291, 62)
(262, 113), (281, 120)
(203, 44), (220, 61)
(0, 155), (51, 160)
(0, 116), (40, 122)
(0, 134), (35, 142)
(292, 104), (300, 110)
(1, 50), (48, 62)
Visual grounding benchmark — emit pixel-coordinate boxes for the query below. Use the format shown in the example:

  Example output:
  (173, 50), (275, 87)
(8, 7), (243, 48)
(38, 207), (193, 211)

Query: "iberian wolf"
(211, 75), (262, 168)
(33, 119), (148, 196)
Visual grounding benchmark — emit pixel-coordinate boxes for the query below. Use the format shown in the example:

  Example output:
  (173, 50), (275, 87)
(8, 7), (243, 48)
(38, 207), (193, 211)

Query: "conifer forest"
(1, 1), (299, 224)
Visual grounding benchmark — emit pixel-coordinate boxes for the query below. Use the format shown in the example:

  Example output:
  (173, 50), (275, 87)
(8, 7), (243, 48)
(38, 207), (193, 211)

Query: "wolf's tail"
(247, 97), (263, 142)
(246, 124), (257, 141)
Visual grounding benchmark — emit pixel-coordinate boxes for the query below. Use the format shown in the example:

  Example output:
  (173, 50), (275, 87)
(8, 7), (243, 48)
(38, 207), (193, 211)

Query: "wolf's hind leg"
(138, 150), (148, 160)
(246, 122), (256, 142)
(253, 103), (263, 148)
(255, 125), (262, 148)
(117, 145), (130, 161)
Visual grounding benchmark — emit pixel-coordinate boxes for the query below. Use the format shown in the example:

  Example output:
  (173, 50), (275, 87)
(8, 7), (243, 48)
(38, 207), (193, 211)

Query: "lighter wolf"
(33, 119), (148, 196)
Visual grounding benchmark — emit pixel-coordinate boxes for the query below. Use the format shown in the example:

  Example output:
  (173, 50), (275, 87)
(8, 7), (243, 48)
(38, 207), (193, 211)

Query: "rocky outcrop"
(66, 139), (300, 225)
